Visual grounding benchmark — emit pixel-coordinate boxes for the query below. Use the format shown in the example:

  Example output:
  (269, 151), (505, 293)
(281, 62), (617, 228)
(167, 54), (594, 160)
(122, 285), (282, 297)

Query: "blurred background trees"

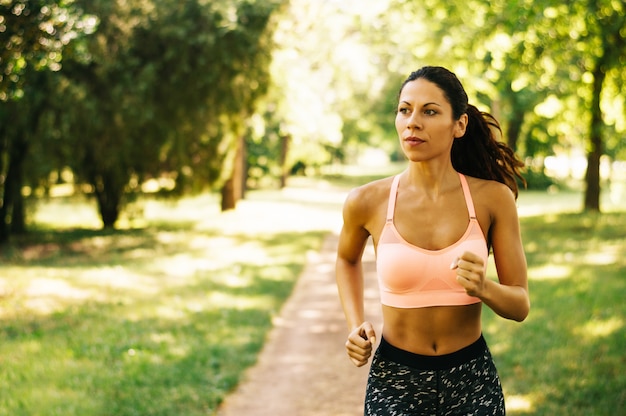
(1, 0), (624, 243)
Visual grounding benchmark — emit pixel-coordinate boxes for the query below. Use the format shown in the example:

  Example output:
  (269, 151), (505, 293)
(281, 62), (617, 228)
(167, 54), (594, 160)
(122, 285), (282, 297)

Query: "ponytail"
(451, 105), (525, 198)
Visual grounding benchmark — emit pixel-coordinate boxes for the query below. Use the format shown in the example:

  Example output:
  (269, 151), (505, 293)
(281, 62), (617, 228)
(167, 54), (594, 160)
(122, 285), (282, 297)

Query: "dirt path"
(216, 234), (382, 416)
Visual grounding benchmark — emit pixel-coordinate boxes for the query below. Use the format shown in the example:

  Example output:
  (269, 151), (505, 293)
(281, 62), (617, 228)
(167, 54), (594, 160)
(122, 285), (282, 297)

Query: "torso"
(363, 172), (493, 355)
(381, 303), (482, 355)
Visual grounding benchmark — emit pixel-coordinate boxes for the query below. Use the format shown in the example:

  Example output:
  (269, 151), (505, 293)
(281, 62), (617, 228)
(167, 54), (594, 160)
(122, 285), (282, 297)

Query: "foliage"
(518, 168), (558, 191)
(244, 108), (286, 188)
(0, 0), (90, 242)
(2, 0), (625, 242)
(0, 0), (285, 240)
(0, 0), (87, 100)
(268, 0), (399, 169)
(56, 0), (284, 227)
(270, 0), (625, 209)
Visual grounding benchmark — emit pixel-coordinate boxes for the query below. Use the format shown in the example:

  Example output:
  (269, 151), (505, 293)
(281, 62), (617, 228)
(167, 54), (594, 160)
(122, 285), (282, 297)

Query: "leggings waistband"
(378, 334), (488, 371)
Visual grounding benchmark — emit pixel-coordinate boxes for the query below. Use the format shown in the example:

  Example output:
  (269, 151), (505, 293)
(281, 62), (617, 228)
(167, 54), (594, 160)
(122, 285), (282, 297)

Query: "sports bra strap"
(386, 173), (476, 221)
(459, 174), (477, 219)
(386, 175), (401, 222)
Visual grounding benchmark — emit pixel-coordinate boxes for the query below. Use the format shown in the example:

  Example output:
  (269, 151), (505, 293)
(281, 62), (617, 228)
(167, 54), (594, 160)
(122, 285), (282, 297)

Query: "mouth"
(404, 136), (425, 145)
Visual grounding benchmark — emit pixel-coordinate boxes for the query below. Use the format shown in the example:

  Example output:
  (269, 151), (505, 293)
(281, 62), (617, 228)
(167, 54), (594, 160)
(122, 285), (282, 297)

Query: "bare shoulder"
(468, 177), (515, 198)
(464, 176), (518, 219)
(344, 176), (394, 213)
(342, 176), (395, 231)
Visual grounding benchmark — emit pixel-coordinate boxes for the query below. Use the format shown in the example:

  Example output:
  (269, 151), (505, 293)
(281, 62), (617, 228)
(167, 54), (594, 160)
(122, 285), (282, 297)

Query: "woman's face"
(395, 78), (467, 162)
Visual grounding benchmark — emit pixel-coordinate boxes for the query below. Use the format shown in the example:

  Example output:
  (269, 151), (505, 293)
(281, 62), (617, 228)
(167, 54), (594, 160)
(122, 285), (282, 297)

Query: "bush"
(520, 168), (559, 190)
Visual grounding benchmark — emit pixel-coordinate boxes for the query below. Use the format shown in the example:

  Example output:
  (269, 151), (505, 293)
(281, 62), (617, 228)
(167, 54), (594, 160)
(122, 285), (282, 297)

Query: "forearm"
(336, 257), (365, 330)
(481, 279), (530, 322)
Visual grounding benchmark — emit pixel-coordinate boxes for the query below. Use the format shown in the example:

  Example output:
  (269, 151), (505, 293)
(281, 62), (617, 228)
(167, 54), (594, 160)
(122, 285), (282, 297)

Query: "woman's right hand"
(345, 322), (377, 367)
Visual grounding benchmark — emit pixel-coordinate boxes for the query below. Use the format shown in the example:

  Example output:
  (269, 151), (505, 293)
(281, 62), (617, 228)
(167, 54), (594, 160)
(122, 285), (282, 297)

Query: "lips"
(405, 136), (425, 145)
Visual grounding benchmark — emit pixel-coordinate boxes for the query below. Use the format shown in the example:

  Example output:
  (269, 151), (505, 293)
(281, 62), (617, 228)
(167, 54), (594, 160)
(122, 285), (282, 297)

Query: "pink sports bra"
(376, 173), (488, 309)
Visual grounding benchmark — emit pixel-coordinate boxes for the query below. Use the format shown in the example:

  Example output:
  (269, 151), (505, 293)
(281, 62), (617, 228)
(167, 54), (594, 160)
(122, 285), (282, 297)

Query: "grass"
(484, 211), (626, 415)
(0, 190), (339, 416)
(0, 174), (624, 415)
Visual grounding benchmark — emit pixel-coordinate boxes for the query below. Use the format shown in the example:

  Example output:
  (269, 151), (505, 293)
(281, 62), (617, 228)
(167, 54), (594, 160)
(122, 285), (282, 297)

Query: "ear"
(453, 113), (468, 139)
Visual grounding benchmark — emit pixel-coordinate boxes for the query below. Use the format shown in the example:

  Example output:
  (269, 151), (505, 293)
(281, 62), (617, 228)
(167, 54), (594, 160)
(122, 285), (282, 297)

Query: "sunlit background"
(1, 0), (625, 415)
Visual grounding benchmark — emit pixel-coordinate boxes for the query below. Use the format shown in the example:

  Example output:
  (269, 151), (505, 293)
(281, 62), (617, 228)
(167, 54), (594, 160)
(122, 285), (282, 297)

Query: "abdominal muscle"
(380, 303), (483, 355)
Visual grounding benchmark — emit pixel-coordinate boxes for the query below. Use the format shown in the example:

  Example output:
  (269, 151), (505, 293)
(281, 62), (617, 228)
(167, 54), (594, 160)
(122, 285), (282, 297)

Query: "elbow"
(513, 294), (531, 322)
(500, 287), (530, 322)
(507, 308), (529, 323)
(513, 311), (529, 323)
(336, 254), (362, 272)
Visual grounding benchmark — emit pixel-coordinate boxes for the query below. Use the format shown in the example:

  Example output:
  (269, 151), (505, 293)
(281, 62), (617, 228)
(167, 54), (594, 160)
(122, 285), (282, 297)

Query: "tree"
(216, 0), (285, 210)
(579, 1), (625, 212)
(375, 0), (626, 210)
(0, 0), (87, 243)
(509, 0), (626, 211)
(58, 0), (284, 225)
(466, 0), (626, 210)
(0, 0), (285, 240)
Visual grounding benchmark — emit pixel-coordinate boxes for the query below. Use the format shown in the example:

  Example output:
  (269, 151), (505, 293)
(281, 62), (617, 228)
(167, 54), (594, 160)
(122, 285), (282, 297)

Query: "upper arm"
(337, 187), (372, 265)
(489, 185), (528, 290)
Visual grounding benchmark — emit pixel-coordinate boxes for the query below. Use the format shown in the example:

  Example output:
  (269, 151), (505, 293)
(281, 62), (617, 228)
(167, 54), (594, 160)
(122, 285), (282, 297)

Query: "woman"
(336, 66), (529, 415)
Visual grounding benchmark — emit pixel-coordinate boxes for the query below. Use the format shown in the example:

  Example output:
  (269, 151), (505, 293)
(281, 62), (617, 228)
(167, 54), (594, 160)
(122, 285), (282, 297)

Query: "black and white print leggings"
(365, 335), (505, 416)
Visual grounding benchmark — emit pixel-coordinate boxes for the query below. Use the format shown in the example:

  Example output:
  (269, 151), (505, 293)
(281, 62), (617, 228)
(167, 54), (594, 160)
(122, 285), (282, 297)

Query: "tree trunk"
(0, 138), (28, 243)
(9, 140), (27, 235)
(240, 135), (247, 200)
(279, 134), (290, 189)
(221, 135), (245, 211)
(96, 188), (121, 228)
(506, 112), (524, 151)
(221, 177), (235, 211)
(583, 60), (606, 213)
(10, 188), (25, 234)
(0, 208), (5, 246)
(0, 119), (6, 244)
(91, 171), (124, 229)
(0, 171), (12, 244)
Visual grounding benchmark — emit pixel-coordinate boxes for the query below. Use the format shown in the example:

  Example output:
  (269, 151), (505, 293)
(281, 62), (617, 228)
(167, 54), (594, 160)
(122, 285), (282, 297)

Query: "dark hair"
(400, 66), (525, 198)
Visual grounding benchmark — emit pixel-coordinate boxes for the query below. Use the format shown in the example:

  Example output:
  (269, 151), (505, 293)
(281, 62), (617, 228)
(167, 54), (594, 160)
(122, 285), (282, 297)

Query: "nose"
(406, 111), (421, 130)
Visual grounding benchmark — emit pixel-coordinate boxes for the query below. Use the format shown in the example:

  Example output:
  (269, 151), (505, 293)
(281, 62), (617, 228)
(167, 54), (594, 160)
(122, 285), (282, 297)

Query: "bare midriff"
(380, 303), (482, 355)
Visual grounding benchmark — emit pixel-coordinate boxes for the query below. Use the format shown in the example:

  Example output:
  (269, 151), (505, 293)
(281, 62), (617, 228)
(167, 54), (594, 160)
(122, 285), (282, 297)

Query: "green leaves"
(53, 0), (284, 225)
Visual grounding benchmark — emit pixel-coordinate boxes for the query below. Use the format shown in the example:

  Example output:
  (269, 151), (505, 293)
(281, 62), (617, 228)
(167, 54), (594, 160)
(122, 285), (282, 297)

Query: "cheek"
(395, 115), (403, 133)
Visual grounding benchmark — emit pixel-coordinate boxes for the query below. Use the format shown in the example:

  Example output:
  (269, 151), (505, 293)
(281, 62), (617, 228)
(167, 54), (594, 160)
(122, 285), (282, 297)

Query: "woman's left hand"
(451, 251), (488, 298)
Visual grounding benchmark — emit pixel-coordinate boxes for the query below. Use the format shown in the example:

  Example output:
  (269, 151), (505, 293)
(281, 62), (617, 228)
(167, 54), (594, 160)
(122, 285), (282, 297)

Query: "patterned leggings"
(365, 335), (505, 416)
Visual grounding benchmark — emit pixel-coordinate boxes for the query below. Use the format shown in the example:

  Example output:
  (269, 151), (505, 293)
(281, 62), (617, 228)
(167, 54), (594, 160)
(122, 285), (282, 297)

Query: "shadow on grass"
(0, 222), (327, 416)
(483, 212), (626, 415)
(2, 222), (197, 267)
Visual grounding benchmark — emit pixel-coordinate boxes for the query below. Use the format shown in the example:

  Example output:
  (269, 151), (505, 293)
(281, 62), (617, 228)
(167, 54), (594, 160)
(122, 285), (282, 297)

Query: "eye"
(398, 107), (411, 115)
(424, 108), (438, 116)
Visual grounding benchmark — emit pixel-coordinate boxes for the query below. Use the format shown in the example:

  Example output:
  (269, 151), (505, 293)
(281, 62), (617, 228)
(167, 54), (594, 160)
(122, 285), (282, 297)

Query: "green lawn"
(484, 211), (626, 415)
(0, 178), (624, 415)
(0, 190), (338, 416)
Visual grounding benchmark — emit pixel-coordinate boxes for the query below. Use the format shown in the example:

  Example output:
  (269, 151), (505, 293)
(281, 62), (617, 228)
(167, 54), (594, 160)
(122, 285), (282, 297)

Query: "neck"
(403, 162), (458, 198)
